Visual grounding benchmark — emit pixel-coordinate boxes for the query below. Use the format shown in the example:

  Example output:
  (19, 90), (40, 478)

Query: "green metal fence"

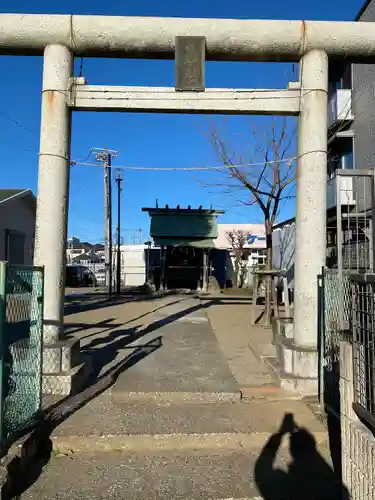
(318, 268), (351, 417)
(0, 262), (44, 447)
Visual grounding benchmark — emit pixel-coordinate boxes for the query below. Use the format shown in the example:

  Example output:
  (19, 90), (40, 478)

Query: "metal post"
(108, 155), (113, 296)
(146, 241), (152, 282)
(115, 170), (123, 295)
(0, 262), (7, 447)
(371, 171), (375, 273)
(202, 249), (208, 292)
(337, 172), (344, 330)
(317, 269), (325, 408)
(160, 246), (165, 291)
(34, 44), (72, 344)
(293, 49), (328, 348)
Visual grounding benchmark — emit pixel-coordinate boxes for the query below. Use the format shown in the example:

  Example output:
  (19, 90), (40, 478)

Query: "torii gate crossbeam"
(1, 14), (375, 61)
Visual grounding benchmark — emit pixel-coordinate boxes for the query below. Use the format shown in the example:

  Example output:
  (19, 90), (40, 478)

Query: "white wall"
(272, 221), (295, 288)
(0, 198), (35, 265)
(119, 244), (146, 286)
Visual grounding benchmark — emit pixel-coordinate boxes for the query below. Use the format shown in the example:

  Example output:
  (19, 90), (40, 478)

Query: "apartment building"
(326, 0), (375, 271)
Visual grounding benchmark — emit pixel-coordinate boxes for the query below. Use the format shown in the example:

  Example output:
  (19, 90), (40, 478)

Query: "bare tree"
(226, 229), (250, 288)
(206, 117), (296, 324)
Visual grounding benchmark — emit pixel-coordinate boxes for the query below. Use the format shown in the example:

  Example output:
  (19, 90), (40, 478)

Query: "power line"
(0, 144), (36, 153)
(0, 110), (38, 137)
(71, 157), (296, 172)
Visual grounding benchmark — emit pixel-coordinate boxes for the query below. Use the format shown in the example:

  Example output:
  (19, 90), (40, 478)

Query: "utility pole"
(93, 147), (118, 297)
(108, 154), (113, 296)
(115, 169), (123, 295)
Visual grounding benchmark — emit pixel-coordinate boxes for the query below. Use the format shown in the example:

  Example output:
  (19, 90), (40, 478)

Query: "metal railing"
(335, 169), (375, 274)
(318, 268), (351, 416)
(350, 274), (375, 431)
(0, 262), (44, 449)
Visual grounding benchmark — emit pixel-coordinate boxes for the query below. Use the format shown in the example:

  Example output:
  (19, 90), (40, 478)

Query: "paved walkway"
(17, 292), (343, 500)
(203, 296), (276, 388)
(111, 297), (238, 399)
(64, 292), (183, 377)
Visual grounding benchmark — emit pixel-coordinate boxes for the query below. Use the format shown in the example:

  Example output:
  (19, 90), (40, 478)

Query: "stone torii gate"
(0, 14), (372, 393)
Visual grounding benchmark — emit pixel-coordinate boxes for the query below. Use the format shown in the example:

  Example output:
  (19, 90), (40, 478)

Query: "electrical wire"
(0, 144), (36, 153)
(0, 110), (38, 138)
(71, 156), (296, 172)
(74, 148), (93, 163)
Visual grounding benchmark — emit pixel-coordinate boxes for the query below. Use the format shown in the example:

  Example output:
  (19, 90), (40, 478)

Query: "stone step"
(50, 394), (329, 453)
(22, 447), (343, 500)
(111, 390), (241, 404)
(264, 356), (318, 395)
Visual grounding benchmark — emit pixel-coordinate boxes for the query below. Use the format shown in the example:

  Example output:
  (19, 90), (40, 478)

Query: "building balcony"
(328, 89), (353, 129)
(327, 174), (355, 210)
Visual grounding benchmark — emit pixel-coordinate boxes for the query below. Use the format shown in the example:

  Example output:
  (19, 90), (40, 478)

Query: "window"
(342, 150), (353, 170)
(341, 64), (352, 91)
(257, 255), (267, 266)
(5, 230), (25, 265)
(328, 156), (341, 179)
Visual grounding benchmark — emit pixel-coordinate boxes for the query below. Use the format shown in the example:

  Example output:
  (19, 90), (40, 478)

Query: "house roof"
(72, 252), (102, 263)
(150, 214), (219, 239)
(0, 189), (37, 216)
(273, 217), (296, 231)
(0, 189), (27, 203)
(355, 0), (372, 21)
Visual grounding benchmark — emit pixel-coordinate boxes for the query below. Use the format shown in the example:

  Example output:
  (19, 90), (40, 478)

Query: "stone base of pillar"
(268, 318), (319, 396)
(272, 316), (294, 343)
(42, 338), (93, 396)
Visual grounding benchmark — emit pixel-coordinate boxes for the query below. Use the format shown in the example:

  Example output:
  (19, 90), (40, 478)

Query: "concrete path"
(203, 297), (276, 388)
(21, 447), (343, 500)
(16, 293), (344, 500)
(111, 296), (238, 400)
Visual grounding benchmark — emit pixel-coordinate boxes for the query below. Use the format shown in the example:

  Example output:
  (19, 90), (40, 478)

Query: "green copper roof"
(150, 214), (218, 239)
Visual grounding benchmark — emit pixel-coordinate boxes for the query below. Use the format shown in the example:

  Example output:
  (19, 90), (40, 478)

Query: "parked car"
(65, 265), (96, 287)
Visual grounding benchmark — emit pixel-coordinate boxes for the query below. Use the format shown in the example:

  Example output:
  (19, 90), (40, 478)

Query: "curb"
(0, 422), (52, 499)
(50, 431), (329, 455)
(239, 386), (302, 402)
(111, 390), (242, 404)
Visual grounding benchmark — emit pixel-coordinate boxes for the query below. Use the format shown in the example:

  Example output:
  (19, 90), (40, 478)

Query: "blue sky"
(0, 0), (365, 243)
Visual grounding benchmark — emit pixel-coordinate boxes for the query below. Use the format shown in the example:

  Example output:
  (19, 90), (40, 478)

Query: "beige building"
(214, 223), (266, 267)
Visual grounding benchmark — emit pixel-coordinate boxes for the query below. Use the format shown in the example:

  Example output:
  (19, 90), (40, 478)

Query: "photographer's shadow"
(254, 413), (350, 500)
